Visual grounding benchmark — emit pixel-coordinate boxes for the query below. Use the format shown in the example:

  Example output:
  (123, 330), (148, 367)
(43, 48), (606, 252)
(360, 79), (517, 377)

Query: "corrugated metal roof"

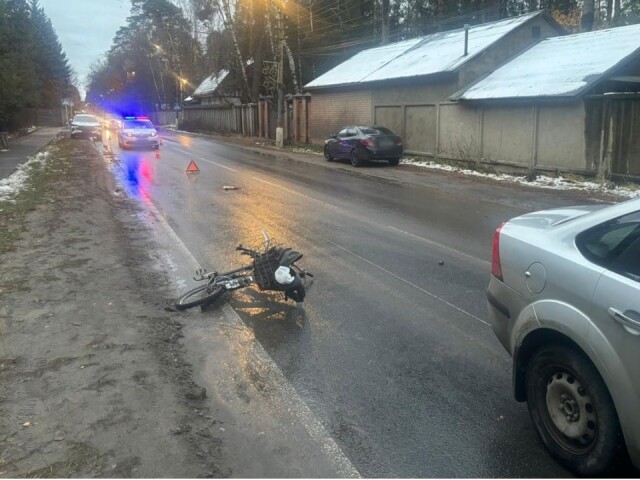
(192, 70), (229, 97)
(456, 23), (640, 100)
(304, 11), (542, 89)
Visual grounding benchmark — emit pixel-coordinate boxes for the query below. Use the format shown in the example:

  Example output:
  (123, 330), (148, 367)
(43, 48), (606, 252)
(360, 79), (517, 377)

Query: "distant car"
(117, 116), (159, 150)
(324, 126), (403, 167)
(70, 114), (102, 141)
(487, 198), (640, 476)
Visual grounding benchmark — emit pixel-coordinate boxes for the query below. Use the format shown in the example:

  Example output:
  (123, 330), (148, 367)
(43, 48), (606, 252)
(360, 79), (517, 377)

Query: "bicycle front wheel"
(175, 283), (226, 310)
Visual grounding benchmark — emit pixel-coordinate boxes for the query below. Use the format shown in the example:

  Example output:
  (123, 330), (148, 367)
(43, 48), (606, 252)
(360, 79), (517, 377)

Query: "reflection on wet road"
(104, 129), (572, 477)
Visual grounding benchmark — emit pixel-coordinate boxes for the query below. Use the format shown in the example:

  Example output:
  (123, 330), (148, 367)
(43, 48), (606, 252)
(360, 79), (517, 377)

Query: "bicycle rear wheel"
(175, 283), (226, 310)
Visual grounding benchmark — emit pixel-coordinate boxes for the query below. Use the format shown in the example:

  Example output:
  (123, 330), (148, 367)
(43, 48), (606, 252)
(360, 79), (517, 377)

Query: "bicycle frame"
(195, 264), (256, 292)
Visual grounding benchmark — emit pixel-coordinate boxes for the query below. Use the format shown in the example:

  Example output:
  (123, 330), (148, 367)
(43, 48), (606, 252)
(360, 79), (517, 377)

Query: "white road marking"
(166, 145), (239, 172)
(296, 224), (491, 328)
(141, 197), (361, 479)
(386, 225), (491, 269)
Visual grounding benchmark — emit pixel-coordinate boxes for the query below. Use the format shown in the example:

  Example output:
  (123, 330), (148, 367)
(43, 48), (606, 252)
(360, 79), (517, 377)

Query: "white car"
(70, 114), (102, 141)
(117, 116), (159, 150)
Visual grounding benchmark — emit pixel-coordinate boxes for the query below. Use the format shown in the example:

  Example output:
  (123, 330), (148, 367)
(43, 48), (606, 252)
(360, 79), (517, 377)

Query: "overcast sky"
(39, 0), (132, 98)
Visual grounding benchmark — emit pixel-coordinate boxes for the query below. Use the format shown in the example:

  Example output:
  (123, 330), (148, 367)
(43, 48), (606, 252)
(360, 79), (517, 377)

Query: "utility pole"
(275, 8), (284, 149)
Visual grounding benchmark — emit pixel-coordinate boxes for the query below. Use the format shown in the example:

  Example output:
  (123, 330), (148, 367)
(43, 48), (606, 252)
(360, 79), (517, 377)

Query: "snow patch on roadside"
(402, 158), (640, 199)
(0, 151), (51, 203)
(291, 147), (322, 155)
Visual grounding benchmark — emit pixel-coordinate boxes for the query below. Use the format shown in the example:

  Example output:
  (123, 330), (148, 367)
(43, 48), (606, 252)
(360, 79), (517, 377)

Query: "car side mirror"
(330, 133), (336, 139)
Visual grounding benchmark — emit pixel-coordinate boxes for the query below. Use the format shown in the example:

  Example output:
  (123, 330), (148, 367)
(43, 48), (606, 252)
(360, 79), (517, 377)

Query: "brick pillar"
(293, 94), (303, 143)
(258, 97), (271, 138)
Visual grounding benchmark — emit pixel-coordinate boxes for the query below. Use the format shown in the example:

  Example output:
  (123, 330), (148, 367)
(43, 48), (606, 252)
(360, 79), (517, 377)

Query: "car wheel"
(388, 157), (400, 166)
(324, 145), (333, 162)
(350, 149), (362, 167)
(526, 345), (624, 476)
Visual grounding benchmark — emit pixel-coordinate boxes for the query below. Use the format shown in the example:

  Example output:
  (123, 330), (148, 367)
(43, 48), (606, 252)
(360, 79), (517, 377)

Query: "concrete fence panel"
(438, 103), (480, 160)
(374, 106), (403, 137)
(482, 105), (533, 166)
(404, 105), (437, 154)
(536, 103), (586, 171)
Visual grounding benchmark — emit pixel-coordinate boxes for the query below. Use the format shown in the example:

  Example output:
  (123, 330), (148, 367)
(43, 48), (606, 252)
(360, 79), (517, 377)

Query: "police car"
(117, 116), (159, 150)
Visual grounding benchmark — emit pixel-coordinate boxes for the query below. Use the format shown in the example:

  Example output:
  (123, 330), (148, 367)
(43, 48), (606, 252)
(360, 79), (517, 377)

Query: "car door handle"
(608, 307), (640, 332)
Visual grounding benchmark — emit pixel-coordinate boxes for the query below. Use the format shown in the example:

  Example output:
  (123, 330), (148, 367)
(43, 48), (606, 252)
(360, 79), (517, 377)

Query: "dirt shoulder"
(0, 139), (227, 477)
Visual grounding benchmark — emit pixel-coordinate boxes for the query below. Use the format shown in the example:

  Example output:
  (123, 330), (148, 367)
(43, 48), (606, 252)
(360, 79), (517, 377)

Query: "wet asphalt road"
(107, 129), (582, 477)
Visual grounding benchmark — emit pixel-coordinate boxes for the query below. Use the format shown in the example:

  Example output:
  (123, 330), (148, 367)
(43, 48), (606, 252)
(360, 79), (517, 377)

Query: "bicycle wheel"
(175, 283), (226, 310)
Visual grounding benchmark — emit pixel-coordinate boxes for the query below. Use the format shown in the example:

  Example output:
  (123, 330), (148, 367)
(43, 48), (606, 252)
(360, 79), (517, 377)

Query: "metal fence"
(180, 104), (258, 136)
(149, 110), (179, 126)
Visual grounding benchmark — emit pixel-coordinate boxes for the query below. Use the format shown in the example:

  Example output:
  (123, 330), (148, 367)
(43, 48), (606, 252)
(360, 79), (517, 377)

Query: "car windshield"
(123, 120), (154, 129)
(74, 115), (98, 123)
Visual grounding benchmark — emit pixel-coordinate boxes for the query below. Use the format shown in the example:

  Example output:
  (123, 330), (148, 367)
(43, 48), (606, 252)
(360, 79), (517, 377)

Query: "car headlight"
(126, 132), (134, 138)
(149, 131), (157, 137)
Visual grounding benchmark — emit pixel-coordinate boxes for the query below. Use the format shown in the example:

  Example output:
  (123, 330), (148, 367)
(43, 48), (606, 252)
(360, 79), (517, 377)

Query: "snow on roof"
(305, 37), (423, 90)
(456, 23), (640, 100)
(304, 11), (542, 89)
(193, 69), (229, 97)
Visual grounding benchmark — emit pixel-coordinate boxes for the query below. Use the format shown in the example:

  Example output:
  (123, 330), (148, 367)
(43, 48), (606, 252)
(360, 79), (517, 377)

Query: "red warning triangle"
(185, 160), (200, 173)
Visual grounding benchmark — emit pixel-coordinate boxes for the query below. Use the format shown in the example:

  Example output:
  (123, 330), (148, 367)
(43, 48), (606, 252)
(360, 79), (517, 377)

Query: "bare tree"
(214, 0), (251, 98)
(381, 0), (390, 43)
(582, 0), (595, 30)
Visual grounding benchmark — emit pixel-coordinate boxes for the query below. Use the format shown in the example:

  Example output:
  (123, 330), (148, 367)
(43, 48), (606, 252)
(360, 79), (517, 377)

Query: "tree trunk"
(265, 5), (276, 56)
(581, 0), (595, 31)
(381, 0), (390, 43)
(284, 39), (299, 93)
(606, 0), (613, 23)
(613, 0), (621, 25)
(216, 0), (250, 99)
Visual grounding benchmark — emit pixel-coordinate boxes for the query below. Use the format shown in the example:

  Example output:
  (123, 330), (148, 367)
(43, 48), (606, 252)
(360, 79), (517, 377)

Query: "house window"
(532, 26), (541, 39)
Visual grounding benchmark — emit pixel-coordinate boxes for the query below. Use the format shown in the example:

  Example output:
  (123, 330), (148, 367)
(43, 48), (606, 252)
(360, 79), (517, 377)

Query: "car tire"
(350, 149), (362, 167)
(324, 145), (333, 162)
(526, 344), (624, 476)
(388, 157), (400, 166)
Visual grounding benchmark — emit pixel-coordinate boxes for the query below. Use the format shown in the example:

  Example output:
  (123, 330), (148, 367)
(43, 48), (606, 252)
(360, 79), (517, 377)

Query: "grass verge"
(0, 139), (75, 256)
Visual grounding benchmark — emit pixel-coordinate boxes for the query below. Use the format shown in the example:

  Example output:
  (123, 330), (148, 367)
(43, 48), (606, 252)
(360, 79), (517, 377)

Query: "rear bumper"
(486, 275), (519, 354)
(360, 146), (404, 160)
(71, 126), (101, 137)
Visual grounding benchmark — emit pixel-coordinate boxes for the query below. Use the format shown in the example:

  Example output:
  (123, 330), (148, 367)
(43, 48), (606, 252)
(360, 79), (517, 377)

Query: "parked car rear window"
(360, 127), (395, 135)
(74, 115), (98, 123)
(577, 211), (640, 279)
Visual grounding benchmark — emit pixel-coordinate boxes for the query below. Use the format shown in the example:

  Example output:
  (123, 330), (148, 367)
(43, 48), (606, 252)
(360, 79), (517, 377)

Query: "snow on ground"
(402, 157), (640, 199)
(0, 151), (50, 203)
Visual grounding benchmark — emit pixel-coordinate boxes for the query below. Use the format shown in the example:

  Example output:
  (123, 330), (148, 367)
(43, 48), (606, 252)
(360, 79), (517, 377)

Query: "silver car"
(487, 197), (640, 476)
(70, 114), (102, 141)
